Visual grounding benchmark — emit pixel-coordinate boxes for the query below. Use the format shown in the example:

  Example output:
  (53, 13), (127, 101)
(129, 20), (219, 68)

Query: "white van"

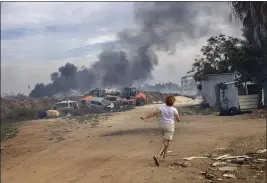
(52, 100), (79, 113)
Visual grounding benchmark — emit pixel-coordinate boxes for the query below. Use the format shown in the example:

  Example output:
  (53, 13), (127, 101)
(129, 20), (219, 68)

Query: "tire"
(136, 98), (146, 106)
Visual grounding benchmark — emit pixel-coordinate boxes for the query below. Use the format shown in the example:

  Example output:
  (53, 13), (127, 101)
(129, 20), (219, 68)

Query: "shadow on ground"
(100, 125), (193, 137)
(100, 128), (160, 137)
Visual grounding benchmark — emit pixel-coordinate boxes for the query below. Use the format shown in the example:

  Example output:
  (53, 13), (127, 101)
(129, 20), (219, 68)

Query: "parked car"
(52, 100), (79, 115)
(88, 97), (115, 110)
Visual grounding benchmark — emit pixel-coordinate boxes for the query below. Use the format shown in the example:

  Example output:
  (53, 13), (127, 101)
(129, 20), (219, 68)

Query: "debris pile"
(199, 172), (223, 182)
(69, 104), (135, 116)
(1, 91), (170, 124)
(212, 153), (266, 168)
(169, 161), (188, 169)
(170, 148), (266, 182)
(247, 109), (266, 119)
(206, 149), (266, 181)
(52, 89), (84, 100)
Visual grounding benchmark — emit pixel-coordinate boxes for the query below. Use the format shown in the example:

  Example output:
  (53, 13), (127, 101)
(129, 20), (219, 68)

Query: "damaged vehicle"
(87, 97), (115, 111)
(52, 100), (79, 115)
(105, 96), (121, 104)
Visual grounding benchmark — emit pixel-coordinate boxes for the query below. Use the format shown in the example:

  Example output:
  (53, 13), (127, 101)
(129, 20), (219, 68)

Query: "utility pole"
(181, 77), (184, 95)
(168, 81), (171, 94)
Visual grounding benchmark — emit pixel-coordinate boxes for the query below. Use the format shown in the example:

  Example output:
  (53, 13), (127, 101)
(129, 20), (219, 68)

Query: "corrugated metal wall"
(239, 94), (258, 110)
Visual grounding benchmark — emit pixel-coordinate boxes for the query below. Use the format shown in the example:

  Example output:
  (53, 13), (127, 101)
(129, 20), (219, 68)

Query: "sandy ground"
(1, 97), (266, 183)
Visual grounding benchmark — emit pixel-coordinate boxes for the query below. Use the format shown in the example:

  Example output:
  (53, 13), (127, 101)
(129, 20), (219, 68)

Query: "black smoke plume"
(30, 2), (233, 98)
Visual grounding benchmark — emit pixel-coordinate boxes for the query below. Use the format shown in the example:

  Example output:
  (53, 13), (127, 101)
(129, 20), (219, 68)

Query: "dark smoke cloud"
(58, 63), (78, 78)
(30, 2), (235, 98)
(50, 72), (59, 82)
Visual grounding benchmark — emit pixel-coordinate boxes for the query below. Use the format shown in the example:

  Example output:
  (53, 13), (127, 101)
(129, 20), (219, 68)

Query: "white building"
(181, 75), (197, 95)
(201, 73), (264, 110)
(201, 73), (239, 109)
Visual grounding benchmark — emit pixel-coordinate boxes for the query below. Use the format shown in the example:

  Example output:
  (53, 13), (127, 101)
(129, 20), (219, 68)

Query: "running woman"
(141, 95), (180, 166)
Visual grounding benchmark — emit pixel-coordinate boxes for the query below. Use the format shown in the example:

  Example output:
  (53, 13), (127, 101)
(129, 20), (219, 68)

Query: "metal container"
(46, 110), (60, 118)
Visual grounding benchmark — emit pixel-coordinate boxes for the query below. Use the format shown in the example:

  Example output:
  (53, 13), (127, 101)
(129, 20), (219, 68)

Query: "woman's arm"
(175, 114), (181, 122)
(141, 110), (160, 120)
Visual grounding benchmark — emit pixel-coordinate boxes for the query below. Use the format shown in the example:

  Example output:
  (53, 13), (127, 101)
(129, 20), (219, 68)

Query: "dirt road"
(1, 98), (266, 183)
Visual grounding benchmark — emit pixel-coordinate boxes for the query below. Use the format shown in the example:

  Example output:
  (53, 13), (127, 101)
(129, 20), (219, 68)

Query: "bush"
(4, 107), (39, 123)
(1, 98), (56, 123)
(1, 98), (55, 140)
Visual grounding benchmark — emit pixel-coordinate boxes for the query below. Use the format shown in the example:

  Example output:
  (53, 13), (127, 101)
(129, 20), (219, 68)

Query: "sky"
(1, 2), (243, 95)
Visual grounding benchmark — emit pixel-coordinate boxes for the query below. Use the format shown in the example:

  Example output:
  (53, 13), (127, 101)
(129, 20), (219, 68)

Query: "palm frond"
(229, 2), (267, 42)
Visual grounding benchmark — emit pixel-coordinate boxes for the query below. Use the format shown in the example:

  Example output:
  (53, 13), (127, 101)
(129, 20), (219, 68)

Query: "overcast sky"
(1, 2), (243, 95)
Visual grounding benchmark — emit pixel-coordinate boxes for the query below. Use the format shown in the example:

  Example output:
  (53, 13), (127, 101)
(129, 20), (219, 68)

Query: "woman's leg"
(157, 139), (166, 158)
(153, 127), (171, 166)
(163, 140), (170, 158)
(157, 139), (170, 158)
(153, 139), (166, 166)
(162, 129), (174, 159)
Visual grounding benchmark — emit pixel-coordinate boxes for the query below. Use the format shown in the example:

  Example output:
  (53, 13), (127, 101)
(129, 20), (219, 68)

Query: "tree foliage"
(187, 3), (267, 108)
(188, 32), (266, 108)
(188, 34), (244, 81)
(188, 32), (267, 85)
(229, 2), (267, 107)
(230, 2), (267, 44)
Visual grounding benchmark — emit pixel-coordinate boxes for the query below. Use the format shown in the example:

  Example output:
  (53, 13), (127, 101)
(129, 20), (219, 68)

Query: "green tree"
(230, 2), (267, 107)
(188, 34), (243, 81)
(189, 33), (266, 107)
